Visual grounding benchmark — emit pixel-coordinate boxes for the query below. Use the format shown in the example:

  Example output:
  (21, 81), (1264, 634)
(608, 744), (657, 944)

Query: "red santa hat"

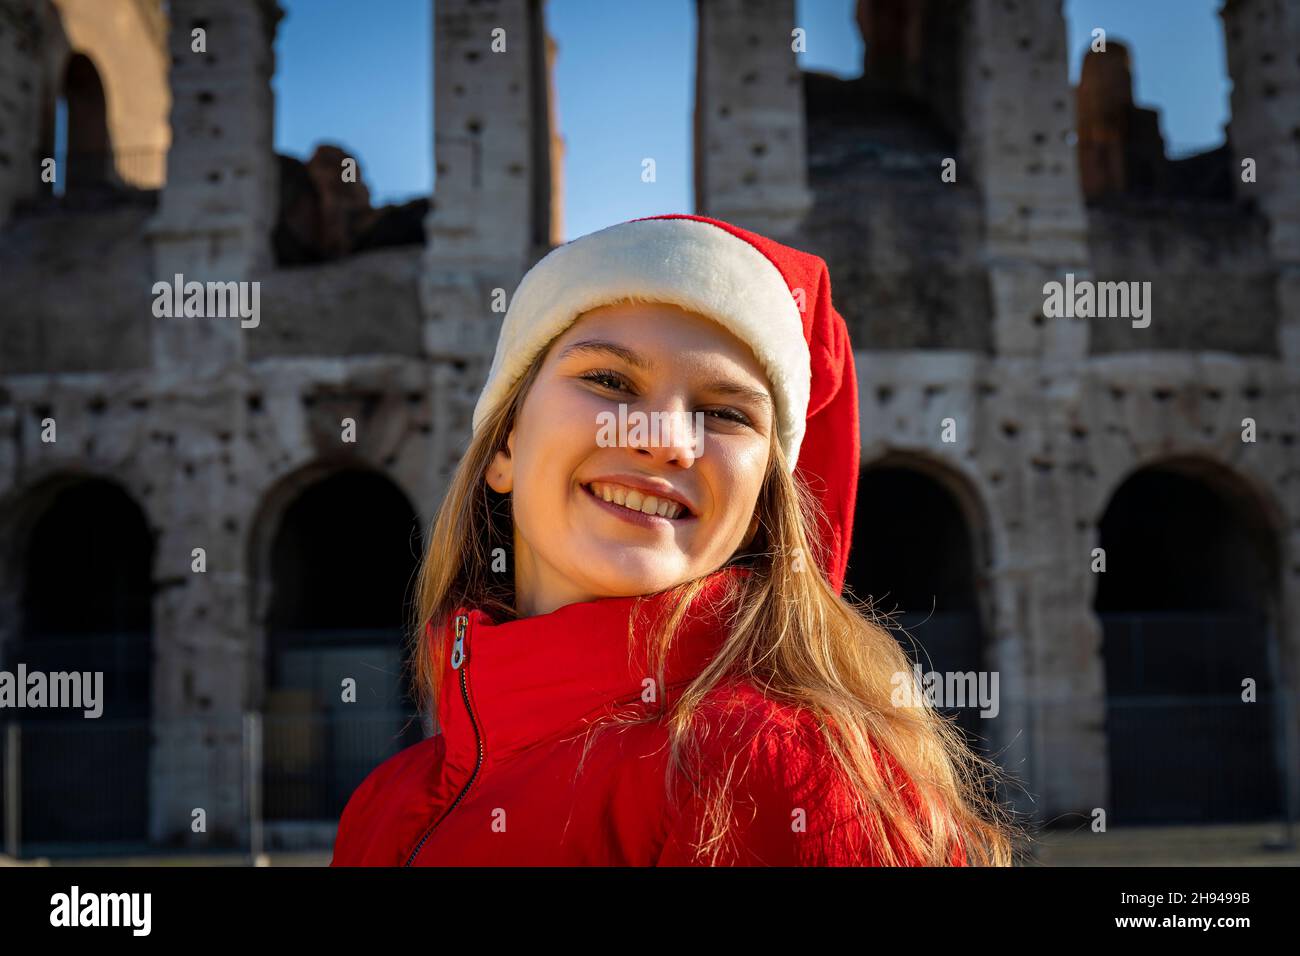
(471, 213), (860, 595)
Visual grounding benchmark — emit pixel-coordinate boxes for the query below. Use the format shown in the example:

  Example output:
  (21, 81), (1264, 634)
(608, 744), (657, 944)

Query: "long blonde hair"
(409, 321), (1028, 866)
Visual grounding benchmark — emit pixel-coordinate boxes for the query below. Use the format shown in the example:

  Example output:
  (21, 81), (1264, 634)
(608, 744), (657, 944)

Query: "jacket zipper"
(403, 612), (484, 866)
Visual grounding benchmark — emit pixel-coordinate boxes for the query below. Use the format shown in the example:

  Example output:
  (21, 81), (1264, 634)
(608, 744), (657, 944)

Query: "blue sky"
(272, 0), (1231, 239)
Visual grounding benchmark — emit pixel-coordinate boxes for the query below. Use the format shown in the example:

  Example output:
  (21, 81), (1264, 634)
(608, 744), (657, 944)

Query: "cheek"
(707, 438), (769, 519)
(513, 386), (599, 502)
(527, 380), (603, 442)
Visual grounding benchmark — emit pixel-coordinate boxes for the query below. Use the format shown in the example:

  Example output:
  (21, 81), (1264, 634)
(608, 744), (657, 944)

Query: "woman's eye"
(579, 370), (630, 392)
(704, 408), (752, 426)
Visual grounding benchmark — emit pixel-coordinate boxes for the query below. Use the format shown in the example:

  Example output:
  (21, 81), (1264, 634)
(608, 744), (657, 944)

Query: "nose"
(627, 390), (700, 467)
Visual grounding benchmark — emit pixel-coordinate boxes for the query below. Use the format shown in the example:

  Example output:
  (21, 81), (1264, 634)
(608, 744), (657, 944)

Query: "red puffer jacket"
(330, 566), (967, 866)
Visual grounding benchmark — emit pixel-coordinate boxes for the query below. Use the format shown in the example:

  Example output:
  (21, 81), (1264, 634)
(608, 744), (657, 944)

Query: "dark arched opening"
(1096, 461), (1285, 823)
(260, 468), (424, 823)
(61, 53), (112, 193)
(4, 477), (153, 848)
(848, 464), (991, 757)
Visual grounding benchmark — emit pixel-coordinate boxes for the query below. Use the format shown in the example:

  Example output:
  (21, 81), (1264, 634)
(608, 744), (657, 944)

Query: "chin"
(577, 547), (689, 595)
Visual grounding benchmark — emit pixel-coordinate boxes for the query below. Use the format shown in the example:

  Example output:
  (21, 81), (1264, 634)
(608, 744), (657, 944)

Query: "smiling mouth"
(580, 482), (696, 522)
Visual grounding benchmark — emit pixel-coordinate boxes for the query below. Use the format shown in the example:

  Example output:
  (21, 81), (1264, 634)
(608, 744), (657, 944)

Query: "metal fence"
(6, 692), (1293, 858)
(0, 624), (422, 858)
(886, 609), (987, 754)
(1098, 611), (1296, 825)
(261, 709), (424, 821)
(6, 632), (151, 719)
(1005, 690), (1299, 837)
(1, 709), (419, 859)
(1104, 692), (1291, 823)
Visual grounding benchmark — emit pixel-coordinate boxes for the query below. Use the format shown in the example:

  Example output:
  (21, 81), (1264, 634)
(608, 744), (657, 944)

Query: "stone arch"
(247, 460), (425, 828)
(1089, 449), (1287, 549)
(1092, 453), (1288, 823)
(849, 449), (997, 755)
(852, 448), (996, 596)
(61, 52), (111, 190)
(0, 469), (160, 687)
(246, 456), (428, 637)
(0, 471), (154, 847)
(41, 0), (171, 190)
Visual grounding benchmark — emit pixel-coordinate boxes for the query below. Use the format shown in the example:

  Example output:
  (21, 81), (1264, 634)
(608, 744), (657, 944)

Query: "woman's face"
(487, 301), (774, 617)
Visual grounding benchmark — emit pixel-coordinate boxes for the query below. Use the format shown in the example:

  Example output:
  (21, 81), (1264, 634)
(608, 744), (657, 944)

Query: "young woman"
(331, 213), (1021, 866)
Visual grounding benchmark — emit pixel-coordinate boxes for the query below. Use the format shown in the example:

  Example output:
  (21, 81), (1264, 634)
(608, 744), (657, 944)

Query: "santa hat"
(471, 213), (860, 595)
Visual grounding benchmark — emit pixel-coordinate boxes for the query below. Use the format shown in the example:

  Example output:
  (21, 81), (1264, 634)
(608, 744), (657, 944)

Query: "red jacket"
(330, 565), (965, 866)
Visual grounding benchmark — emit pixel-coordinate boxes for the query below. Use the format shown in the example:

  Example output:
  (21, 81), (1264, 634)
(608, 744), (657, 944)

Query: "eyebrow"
(558, 338), (774, 413)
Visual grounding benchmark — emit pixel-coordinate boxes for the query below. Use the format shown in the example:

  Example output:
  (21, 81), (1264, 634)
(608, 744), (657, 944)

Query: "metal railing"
(4, 693), (1292, 859)
(885, 609), (990, 755)
(0, 709), (420, 859)
(1097, 611), (1295, 825)
(5, 632), (151, 720)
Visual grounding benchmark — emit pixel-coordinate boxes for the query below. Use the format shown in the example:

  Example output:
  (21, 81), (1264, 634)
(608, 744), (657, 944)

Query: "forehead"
(554, 301), (767, 373)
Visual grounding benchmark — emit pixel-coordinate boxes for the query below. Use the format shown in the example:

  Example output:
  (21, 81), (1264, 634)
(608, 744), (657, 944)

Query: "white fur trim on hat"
(471, 217), (812, 470)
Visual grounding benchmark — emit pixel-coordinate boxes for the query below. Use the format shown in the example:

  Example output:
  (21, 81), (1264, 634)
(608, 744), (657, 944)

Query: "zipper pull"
(450, 613), (468, 669)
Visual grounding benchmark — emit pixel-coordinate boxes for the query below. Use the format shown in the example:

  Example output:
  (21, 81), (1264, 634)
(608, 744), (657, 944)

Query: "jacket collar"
(432, 565), (752, 774)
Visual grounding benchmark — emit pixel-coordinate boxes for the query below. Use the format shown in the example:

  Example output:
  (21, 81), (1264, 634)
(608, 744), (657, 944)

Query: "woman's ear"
(485, 431), (515, 494)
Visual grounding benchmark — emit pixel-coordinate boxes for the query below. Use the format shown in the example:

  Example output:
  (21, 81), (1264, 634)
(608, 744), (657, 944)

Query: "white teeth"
(588, 482), (685, 519)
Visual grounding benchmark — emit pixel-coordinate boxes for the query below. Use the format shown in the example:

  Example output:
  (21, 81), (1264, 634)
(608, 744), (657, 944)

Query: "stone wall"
(0, 201), (155, 373)
(0, 0), (48, 223)
(800, 70), (992, 351)
(1086, 201), (1279, 355)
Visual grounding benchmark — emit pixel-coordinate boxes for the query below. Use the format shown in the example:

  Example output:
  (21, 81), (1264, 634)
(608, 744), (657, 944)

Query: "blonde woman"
(331, 214), (1021, 866)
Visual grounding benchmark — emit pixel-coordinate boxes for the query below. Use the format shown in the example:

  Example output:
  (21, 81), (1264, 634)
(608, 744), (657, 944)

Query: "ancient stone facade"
(0, 0), (1296, 849)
